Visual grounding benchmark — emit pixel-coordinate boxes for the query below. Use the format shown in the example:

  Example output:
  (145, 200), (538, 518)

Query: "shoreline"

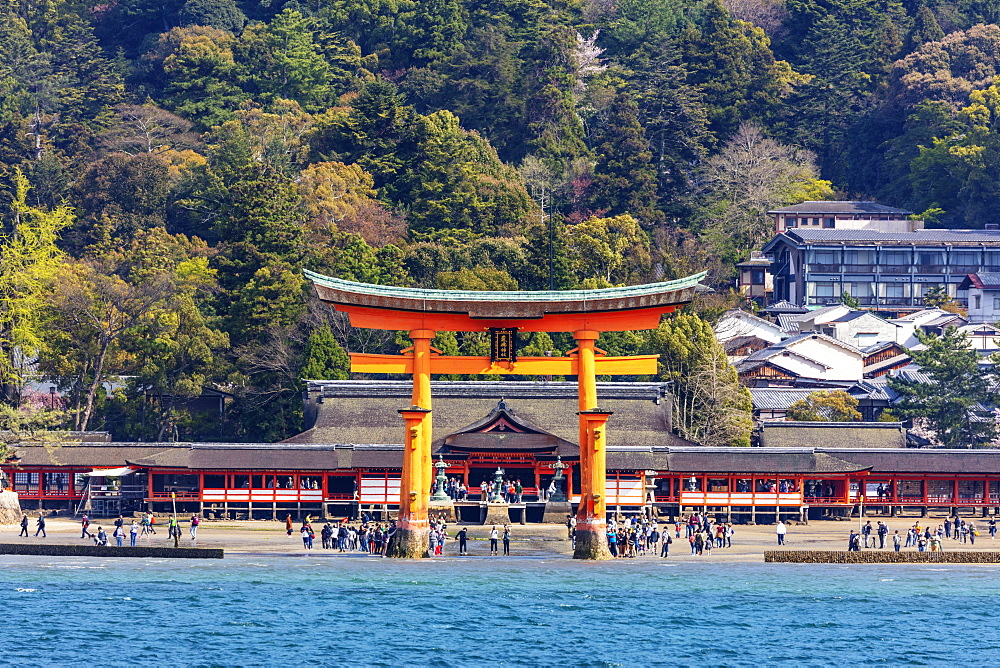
(5, 516), (1000, 563)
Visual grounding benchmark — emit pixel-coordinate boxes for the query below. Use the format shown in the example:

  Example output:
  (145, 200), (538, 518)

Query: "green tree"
(922, 285), (952, 309)
(653, 313), (753, 446)
(300, 325), (350, 380)
(178, 0), (247, 33)
(435, 266), (518, 291)
(150, 26), (249, 130)
(786, 390), (862, 421)
(586, 90), (658, 218)
(840, 291), (860, 308)
(565, 214), (652, 285)
(681, 0), (798, 141)
(889, 329), (1000, 447)
(234, 10), (333, 112)
(0, 170), (71, 404)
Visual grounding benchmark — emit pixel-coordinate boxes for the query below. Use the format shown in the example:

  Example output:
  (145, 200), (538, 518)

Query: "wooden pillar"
(411, 329), (435, 501)
(575, 408), (613, 559)
(573, 329), (613, 560)
(388, 407), (432, 558)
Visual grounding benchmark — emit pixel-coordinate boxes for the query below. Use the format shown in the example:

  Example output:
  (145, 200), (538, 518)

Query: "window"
(882, 250), (911, 265)
(785, 216), (797, 228)
(203, 474), (226, 489)
(844, 249), (875, 265)
(750, 268), (765, 284)
(975, 295), (982, 309)
(917, 250), (945, 266)
(883, 284), (904, 298)
(951, 251), (980, 268)
(994, 297), (1000, 310)
(814, 282), (838, 297)
(823, 217), (835, 228)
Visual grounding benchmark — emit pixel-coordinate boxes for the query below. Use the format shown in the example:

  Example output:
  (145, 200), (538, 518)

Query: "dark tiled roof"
(722, 335), (771, 354)
(749, 388), (818, 410)
(664, 448), (868, 474)
(785, 229), (1000, 244)
(12, 443), (189, 467)
(603, 447), (868, 473)
(961, 272), (1000, 290)
(760, 300), (809, 315)
(825, 448), (1000, 474)
(760, 422), (907, 448)
(767, 201), (911, 215)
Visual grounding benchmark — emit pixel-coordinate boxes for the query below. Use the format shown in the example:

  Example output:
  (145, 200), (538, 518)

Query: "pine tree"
(300, 325), (350, 380)
(587, 91), (658, 219)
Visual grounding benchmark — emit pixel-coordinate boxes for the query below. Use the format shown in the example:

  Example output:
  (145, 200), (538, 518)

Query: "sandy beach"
(6, 513), (1000, 560)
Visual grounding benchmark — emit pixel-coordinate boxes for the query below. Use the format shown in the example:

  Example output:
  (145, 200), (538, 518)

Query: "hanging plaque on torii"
(304, 269), (706, 560)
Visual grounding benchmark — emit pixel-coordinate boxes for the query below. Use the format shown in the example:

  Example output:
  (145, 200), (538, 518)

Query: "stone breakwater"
(0, 491), (21, 525)
(0, 543), (224, 559)
(765, 550), (1000, 563)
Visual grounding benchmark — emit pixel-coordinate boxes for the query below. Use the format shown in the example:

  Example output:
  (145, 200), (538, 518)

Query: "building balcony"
(843, 264), (876, 273)
(913, 265), (946, 274)
(878, 265), (911, 274)
(947, 265), (980, 274)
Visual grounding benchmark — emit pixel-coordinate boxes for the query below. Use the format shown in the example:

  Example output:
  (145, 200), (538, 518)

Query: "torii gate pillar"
(386, 329), (435, 559)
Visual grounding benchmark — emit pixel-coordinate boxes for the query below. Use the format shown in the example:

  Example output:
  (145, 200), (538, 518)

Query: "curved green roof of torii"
(304, 268), (706, 308)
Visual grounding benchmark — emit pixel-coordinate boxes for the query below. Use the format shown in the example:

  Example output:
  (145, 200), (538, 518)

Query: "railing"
(914, 265), (945, 274)
(804, 496), (851, 505)
(148, 490), (200, 500)
(807, 264), (841, 273)
(947, 265), (980, 274)
(90, 485), (146, 498)
(842, 264), (876, 273)
(878, 265), (911, 274)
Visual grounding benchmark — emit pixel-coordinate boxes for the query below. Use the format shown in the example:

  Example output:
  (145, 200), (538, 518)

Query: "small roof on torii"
(304, 269), (707, 332)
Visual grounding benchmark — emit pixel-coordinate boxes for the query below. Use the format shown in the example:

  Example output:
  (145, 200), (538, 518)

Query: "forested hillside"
(2, 0), (998, 442)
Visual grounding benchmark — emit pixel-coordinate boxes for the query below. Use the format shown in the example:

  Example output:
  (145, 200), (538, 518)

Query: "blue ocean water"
(3, 555), (999, 667)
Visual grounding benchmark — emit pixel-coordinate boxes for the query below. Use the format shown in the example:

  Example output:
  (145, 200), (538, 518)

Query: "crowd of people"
(596, 514), (736, 558)
(18, 511), (200, 547)
(477, 478), (524, 503)
(848, 516), (997, 552)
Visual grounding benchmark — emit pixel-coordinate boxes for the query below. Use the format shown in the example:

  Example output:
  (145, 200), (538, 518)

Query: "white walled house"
(959, 273), (1000, 323)
(815, 311), (904, 348)
(714, 310), (785, 345)
(736, 332), (865, 385)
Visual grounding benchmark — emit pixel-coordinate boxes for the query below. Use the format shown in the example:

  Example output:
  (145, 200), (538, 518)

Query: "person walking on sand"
(893, 530), (902, 552)
(489, 526), (499, 556)
(190, 514), (200, 540)
(776, 520), (787, 546)
(301, 524), (314, 549)
(130, 520), (139, 547)
(456, 527), (469, 555)
(34, 514), (46, 537)
(285, 514), (294, 536)
(502, 525), (511, 556)
(81, 514), (93, 539)
(19, 514), (28, 537)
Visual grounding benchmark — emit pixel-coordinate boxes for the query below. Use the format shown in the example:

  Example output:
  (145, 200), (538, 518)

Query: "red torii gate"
(305, 269), (705, 559)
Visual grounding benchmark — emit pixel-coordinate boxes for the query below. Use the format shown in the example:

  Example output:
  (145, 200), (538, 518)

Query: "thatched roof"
(760, 422), (907, 449)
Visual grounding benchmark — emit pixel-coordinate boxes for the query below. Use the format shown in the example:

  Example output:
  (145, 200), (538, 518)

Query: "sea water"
(3, 555), (999, 666)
